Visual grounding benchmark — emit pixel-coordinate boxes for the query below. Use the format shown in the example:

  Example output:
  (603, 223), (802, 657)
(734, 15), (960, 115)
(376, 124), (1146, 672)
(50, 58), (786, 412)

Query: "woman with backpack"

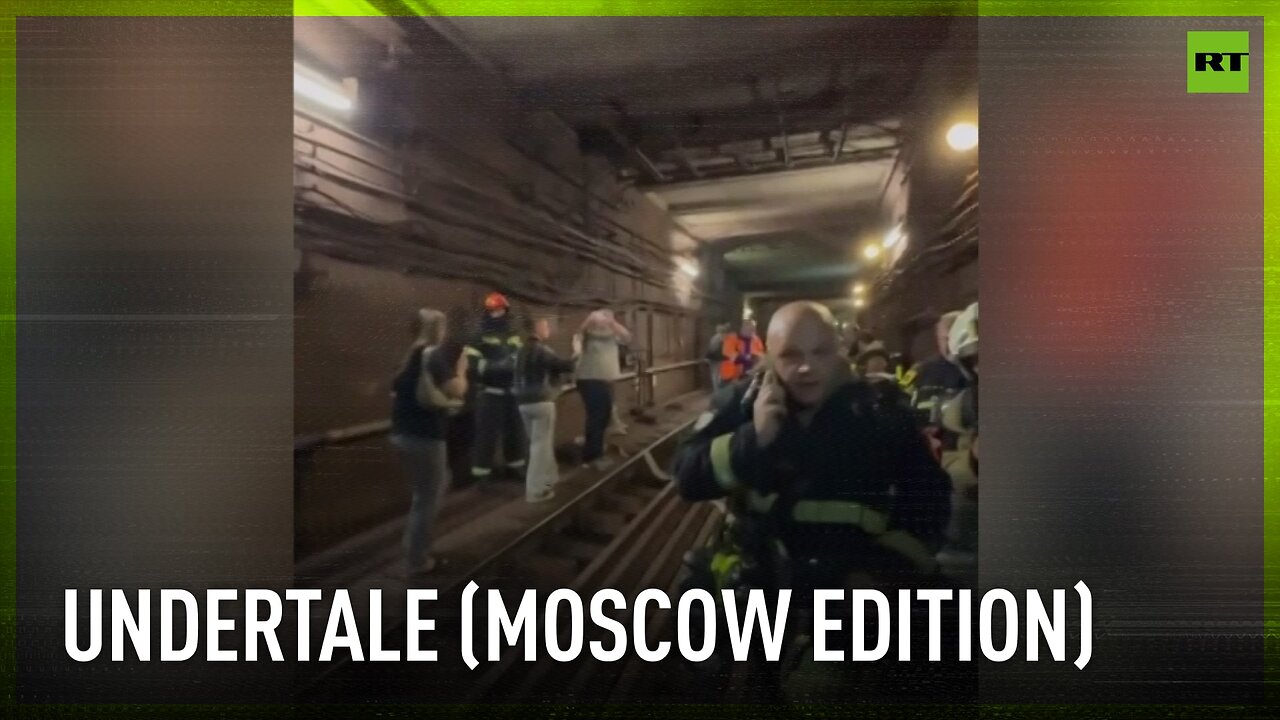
(389, 307), (469, 577)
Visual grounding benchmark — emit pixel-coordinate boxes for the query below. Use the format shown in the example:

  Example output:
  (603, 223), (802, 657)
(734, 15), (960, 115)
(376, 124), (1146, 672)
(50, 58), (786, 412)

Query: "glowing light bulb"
(947, 122), (978, 151)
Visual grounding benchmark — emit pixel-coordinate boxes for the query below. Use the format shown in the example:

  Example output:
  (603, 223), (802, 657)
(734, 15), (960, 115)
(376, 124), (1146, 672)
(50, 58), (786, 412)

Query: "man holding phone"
(673, 301), (952, 584)
(672, 301), (955, 700)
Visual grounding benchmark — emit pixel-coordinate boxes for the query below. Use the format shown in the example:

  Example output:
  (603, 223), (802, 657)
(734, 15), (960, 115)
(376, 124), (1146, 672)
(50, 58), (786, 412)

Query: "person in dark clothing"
(856, 342), (911, 412)
(909, 310), (969, 453)
(514, 317), (578, 502)
(937, 302), (979, 585)
(672, 301), (954, 701)
(390, 308), (468, 576)
(911, 310), (969, 395)
(846, 328), (879, 363)
(855, 342), (892, 377)
(674, 301), (952, 579)
(466, 292), (526, 483)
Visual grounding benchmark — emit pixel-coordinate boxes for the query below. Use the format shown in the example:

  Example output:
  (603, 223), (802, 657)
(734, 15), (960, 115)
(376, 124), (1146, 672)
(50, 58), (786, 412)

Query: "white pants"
(518, 401), (558, 499)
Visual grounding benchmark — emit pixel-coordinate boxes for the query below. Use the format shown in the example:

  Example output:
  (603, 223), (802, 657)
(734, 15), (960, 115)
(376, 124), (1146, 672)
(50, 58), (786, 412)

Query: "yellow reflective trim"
(508, 336), (523, 347)
(710, 552), (739, 590)
(875, 530), (939, 574)
(898, 367), (917, 390)
(471, 467), (493, 477)
(464, 347), (483, 357)
(788, 499), (935, 572)
(709, 432), (738, 492)
(791, 500), (889, 535)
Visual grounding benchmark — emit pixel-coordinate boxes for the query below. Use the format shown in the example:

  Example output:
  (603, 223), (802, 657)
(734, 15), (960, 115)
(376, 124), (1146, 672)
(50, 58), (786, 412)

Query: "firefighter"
(912, 310), (968, 394)
(672, 300), (953, 700)
(466, 292), (526, 483)
(907, 310), (969, 455)
(937, 301), (978, 582)
(856, 341), (910, 412)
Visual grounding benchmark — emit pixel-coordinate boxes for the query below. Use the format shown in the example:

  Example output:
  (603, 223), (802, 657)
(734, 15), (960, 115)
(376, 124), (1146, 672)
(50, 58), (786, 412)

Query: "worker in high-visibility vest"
(719, 318), (764, 384)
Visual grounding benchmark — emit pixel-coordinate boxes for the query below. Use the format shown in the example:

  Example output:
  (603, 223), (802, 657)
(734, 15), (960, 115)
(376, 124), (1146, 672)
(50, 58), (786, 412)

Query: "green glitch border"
(0, 0), (1275, 716)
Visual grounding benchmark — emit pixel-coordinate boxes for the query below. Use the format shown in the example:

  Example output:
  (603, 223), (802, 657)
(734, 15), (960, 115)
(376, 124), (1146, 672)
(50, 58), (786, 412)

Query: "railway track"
(299, 395), (724, 703)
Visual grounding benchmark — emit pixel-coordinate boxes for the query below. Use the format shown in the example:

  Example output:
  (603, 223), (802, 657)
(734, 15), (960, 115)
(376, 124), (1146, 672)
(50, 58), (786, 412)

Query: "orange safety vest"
(720, 333), (764, 381)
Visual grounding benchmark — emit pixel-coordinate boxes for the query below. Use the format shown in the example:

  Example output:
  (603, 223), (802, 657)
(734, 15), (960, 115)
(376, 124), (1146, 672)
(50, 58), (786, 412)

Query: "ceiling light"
(853, 297), (865, 308)
(852, 283), (866, 295)
(862, 243), (882, 261)
(295, 65), (353, 111)
(947, 122), (978, 151)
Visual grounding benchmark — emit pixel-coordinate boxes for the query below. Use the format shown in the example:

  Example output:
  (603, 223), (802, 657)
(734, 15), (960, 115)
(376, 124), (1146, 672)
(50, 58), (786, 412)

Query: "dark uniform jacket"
(912, 355), (968, 395)
(513, 337), (576, 404)
(673, 378), (952, 574)
(467, 313), (522, 390)
(909, 355), (969, 450)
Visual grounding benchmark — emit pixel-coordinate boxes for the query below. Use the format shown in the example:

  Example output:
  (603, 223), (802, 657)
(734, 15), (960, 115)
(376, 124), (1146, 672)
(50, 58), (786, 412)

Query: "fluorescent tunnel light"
(295, 66), (353, 111)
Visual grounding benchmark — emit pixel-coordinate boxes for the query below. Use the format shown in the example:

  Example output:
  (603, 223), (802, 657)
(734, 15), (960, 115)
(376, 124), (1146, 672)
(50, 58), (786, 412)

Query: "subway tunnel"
(292, 15), (978, 702)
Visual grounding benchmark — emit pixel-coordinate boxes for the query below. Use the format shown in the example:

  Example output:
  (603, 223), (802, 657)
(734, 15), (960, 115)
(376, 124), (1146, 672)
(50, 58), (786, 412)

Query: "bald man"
(672, 300), (952, 585)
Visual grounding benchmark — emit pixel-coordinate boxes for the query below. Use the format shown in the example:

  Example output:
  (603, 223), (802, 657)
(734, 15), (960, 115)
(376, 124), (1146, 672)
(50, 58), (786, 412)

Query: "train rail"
(298, 391), (721, 703)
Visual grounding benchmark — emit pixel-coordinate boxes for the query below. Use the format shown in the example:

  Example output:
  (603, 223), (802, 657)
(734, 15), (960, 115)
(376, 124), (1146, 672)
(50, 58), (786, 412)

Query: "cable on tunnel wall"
(294, 195), (699, 313)
(295, 201), (697, 315)
(295, 156), (655, 280)
(296, 108), (684, 277)
(293, 148), (705, 312)
(872, 168), (978, 302)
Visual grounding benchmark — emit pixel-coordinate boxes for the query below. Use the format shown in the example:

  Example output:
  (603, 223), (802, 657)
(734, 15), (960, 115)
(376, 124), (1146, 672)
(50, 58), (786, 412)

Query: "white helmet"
(948, 302), (978, 362)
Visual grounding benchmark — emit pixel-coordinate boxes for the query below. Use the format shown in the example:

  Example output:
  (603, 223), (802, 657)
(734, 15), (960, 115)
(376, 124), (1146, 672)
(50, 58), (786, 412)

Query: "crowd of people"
(382, 285), (980, 703)
(679, 301), (978, 578)
(387, 292), (631, 577)
(384, 287), (979, 602)
(673, 299), (978, 700)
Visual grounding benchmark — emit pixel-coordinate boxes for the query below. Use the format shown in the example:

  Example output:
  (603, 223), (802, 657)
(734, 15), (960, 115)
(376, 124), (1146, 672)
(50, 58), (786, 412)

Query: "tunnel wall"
(294, 32), (705, 438)
(293, 19), (708, 557)
(294, 254), (704, 557)
(862, 17), (977, 363)
(871, 256), (978, 364)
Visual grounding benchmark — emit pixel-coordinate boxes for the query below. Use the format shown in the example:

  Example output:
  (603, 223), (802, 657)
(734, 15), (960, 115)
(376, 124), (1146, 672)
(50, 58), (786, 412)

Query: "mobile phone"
(741, 372), (763, 412)
(741, 367), (782, 414)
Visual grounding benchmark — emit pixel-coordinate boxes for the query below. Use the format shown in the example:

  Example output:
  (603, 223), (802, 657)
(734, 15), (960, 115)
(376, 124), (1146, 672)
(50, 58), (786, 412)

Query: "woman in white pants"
(513, 318), (577, 502)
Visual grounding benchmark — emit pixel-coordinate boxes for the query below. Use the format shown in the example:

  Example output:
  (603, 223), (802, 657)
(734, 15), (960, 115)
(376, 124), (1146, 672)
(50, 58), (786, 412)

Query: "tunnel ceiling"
(405, 16), (965, 298)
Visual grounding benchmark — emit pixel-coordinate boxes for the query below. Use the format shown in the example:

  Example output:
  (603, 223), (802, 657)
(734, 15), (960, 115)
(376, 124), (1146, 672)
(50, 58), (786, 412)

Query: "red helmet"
(483, 292), (509, 311)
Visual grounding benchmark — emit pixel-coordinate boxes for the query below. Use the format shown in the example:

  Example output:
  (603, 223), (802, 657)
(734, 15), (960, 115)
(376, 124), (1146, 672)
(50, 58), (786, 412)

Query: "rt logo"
(1187, 31), (1250, 93)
